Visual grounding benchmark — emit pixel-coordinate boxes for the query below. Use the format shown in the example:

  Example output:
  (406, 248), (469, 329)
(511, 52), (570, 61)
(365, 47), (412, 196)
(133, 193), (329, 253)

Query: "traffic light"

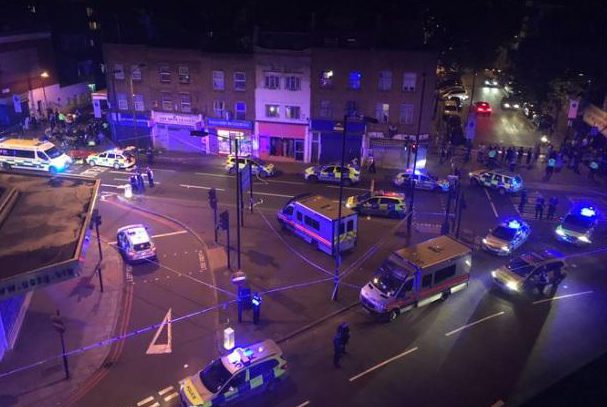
(219, 210), (229, 230)
(252, 292), (262, 325)
(208, 188), (217, 210)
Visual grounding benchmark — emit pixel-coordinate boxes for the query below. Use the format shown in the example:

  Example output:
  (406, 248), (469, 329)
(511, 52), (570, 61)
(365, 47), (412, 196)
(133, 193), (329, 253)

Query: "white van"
(0, 138), (72, 175)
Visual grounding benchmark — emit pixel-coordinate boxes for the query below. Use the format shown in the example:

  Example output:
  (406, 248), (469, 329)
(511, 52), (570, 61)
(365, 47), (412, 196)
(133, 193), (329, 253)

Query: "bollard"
(124, 184), (133, 199)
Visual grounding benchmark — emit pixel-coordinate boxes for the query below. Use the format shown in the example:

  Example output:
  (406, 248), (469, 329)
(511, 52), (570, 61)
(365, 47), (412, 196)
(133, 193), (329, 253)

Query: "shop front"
(151, 111), (204, 153)
(310, 119), (365, 164)
(257, 121), (309, 162)
(205, 118), (254, 156)
(111, 112), (152, 147)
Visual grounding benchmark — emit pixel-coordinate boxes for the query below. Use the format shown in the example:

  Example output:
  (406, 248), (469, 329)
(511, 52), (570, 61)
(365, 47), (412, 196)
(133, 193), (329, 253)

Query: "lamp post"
(129, 64), (146, 145)
(40, 71), (49, 118)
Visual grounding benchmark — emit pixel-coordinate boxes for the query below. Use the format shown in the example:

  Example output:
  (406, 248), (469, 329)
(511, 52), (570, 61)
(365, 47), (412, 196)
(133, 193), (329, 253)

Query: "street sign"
(51, 314), (65, 334)
(240, 163), (251, 190)
(146, 308), (173, 355)
(568, 98), (580, 119)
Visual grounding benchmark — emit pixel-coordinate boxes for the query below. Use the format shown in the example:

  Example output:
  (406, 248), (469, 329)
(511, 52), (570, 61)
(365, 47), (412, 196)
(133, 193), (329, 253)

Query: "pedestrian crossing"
(514, 190), (606, 223)
(131, 385), (180, 407)
(64, 164), (110, 177)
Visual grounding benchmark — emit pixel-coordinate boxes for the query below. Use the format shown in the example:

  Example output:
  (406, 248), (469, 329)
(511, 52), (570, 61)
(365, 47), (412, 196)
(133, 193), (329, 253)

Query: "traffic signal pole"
(407, 72), (427, 236)
(234, 138), (242, 270)
(332, 115), (348, 302)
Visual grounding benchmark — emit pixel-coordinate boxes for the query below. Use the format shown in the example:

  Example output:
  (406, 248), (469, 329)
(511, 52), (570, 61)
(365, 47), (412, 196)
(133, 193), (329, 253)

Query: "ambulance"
(0, 137), (72, 174)
(277, 194), (358, 255)
(360, 235), (472, 321)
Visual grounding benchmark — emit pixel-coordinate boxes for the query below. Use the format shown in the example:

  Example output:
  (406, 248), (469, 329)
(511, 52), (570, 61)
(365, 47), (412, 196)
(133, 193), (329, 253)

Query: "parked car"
(482, 218), (531, 255)
(393, 168), (451, 191)
(441, 86), (469, 100)
(468, 169), (524, 194)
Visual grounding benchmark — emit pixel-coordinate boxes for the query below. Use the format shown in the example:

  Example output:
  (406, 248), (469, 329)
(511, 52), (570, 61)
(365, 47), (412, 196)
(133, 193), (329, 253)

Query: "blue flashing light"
(507, 220), (521, 229)
(580, 207), (596, 217)
(243, 348), (254, 357)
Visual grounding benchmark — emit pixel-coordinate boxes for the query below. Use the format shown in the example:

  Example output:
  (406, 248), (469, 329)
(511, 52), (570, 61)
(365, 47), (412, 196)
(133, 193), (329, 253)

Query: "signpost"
(51, 310), (69, 380)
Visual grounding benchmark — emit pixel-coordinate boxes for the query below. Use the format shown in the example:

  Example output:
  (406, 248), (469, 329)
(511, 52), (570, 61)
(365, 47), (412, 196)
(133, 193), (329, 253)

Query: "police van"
(0, 137), (72, 174)
(360, 235), (472, 321)
(277, 194), (358, 255)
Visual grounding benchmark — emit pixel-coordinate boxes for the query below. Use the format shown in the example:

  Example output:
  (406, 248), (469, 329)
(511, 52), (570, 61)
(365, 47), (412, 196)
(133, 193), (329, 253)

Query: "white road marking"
(136, 396), (154, 406)
(101, 183), (125, 189)
(295, 401), (311, 407)
(326, 184), (370, 192)
(484, 189), (499, 218)
(114, 177), (161, 184)
(444, 311), (505, 337)
(180, 184), (226, 191)
(163, 392), (179, 402)
(151, 230), (188, 239)
(254, 191), (293, 198)
(146, 308), (172, 355)
(490, 400), (505, 407)
(195, 171), (231, 178)
(349, 347), (418, 382)
(149, 403), (160, 407)
(533, 290), (593, 305)
(267, 179), (304, 186)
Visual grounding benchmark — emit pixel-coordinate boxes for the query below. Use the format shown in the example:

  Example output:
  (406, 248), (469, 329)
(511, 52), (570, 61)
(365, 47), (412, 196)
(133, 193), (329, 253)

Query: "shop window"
(213, 100), (225, 117)
(134, 94), (145, 111)
(264, 74), (280, 89)
(265, 104), (279, 118)
(89, 21), (99, 31)
(180, 93), (192, 112)
(235, 102), (246, 120)
(403, 72), (416, 92)
(213, 71), (225, 90)
(320, 100), (332, 118)
(131, 65), (142, 81)
(178, 66), (191, 84)
(285, 76), (301, 91)
(117, 93), (128, 110)
(234, 72), (246, 91)
(270, 137), (303, 160)
(114, 64), (124, 80)
(320, 70), (334, 88)
(376, 103), (389, 123)
(285, 106), (300, 120)
(348, 71), (361, 90)
(159, 64), (171, 83)
(400, 104), (414, 124)
(378, 71), (392, 91)
(161, 92), (172, 110)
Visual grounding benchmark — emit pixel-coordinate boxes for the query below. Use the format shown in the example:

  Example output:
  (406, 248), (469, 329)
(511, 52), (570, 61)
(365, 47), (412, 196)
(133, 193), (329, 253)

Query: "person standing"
(146, 166), (155, 188)
(333, 332), (345, 368)
(518, 189), (528, 213)
(368, 156), (376, 174)
(533, 144), (541, 165)
(136, 170), (145, 193)
(589, 159), (599, 181)
(535, 194), (545, 220)
(517, 146), (524, 163)
(146, 146), (155, 165)
(129, 174), (139, 194)
(337, 322), (350, 353)
(545, 156), (556, 181)
(526, 147), (533, 168)
(547, 196), (558, 220)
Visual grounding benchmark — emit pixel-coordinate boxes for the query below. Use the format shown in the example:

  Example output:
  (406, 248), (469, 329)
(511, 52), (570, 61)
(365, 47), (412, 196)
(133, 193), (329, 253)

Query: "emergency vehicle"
(393, 168), (451, 192)
(304, 164), (360, 186)
(277, 194), (358, 255)
(482, 218), (531, 255)
(225, 155), (276, 177)
(345, 191), (407, 218)
(116, 224), (157, 263)
(86, 149), (135, 169)
(0, 137), (72, 174)
(468, 169), (523, 194)
(179, 339), (288, 407)
(360, 235), (472, 321)
(555, 205), (599, 245)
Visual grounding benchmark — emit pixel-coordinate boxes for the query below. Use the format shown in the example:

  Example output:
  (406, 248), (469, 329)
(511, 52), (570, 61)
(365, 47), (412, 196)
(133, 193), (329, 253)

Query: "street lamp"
(40, 71), (49, 118)
(129, 63), (146, 145)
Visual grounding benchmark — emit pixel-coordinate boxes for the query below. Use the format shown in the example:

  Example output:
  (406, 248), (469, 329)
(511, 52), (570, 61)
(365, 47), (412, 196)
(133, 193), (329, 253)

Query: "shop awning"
(258, 121), (306, 138)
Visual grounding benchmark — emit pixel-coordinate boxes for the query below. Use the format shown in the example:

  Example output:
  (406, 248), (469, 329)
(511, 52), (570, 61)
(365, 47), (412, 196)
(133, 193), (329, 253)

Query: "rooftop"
(394, 235), (471, 269)
(299, 194), (355, 220)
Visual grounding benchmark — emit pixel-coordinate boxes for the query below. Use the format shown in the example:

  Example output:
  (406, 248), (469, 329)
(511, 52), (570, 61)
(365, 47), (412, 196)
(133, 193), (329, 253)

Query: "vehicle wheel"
(2, 162), (12, 171)
(228, 167), (236, 175)
(259, 171), (267, 178)
(113, 162), (120, 169)
(470, 178), (479, 186)
(498, 187), (506, 195)
(307, 175), (318, 183)
(266, 379), (277, 392)
(388, 309), (399, 322)
(343, 179), (353, 187)
(440, 290), (451, 301)
(49, 166), (57, 175)
(88, 160), (96, 166)
(389, 211), (399, 219)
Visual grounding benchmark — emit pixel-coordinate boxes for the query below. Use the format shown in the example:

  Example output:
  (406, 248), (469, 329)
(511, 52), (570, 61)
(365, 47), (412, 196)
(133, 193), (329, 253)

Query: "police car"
(86, 149), (135, 169)
(346, 191), (406, 218)
(304, 164), (360, 186)
(179, 340), (288, 407)
(482, 218), (531, 255)
(491, 249), (566, 296)
(555, 205), (599, 245)
(116, 224), (157, 263)
(393, 169), (450, 192)
(468, 169), (523, 194)
(225, 155), (276, 177)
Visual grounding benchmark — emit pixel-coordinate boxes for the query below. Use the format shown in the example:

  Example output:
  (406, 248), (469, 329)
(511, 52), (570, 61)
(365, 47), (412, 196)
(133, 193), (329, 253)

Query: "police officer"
(129, 174), (139, 194)
(333, 332), (345, 368)
(337, 322), (350, 353)
(136, 170), (145, 193)
(535, 194), (545, 220)
(518, 189), (528, 213)
(547, 196), (558, 220)
(146, 146), (155, 165)
(368, 156), (376, 174)
(146, 166), (155, 188)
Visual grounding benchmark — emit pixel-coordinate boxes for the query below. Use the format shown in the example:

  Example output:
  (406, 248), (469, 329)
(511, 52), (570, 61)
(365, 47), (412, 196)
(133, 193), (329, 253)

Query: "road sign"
(240, 163), (251, 190)
(568, 98), (580, 119)
(146, 308), (172, 355)
(51, 314), (65, 334)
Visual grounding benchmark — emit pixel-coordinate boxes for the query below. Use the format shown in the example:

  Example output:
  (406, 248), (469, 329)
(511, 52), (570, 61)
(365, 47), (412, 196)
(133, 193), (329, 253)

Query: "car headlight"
(504, 103), (511, 108)
(482, 238), (488, 244)
(556, 226), (566, 236)
(491, 271), (497, 278)
(500, 245), (510, 252)
(513, 104), (520, 109)
(578, 235), (591, 243)
(506, 281), (519, 291)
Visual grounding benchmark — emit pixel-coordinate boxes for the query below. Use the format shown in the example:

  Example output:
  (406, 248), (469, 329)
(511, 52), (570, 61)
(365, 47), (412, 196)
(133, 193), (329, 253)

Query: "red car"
(474, 101), (492, 116)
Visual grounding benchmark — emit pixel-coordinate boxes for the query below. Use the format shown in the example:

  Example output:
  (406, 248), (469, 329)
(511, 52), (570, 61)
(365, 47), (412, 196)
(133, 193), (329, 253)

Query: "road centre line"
(179, 184), (226, 191)
(158, 386), (174, 396)
(114, 177), (161, 184)
(136, 396), (154, 406)
(151, 230), (188, 239)
(254, 191), (293, 198)
(180, 184), (292, 198)
(484, 189), (499, 218)
(195, 171), (231, 178)
(326, 184), (370, 192)
(490, 400), (505, 407)
(349, 347), (418, 382)
(533, 290), (593, 305)
(163, 392), (179, 402)
(101, 183), (124, 189)
(444, 311), (505, 337)
(295, 401), (311, 407)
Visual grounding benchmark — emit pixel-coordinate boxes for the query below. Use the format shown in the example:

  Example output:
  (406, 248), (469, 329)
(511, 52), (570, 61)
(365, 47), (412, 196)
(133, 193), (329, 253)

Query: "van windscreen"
(374, 258), (410, 296)
(44, 146), (63, 159)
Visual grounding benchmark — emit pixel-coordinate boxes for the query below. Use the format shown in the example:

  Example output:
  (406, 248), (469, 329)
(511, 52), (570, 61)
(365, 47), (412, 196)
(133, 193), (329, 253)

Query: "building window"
(320, 70), (334, 88)
(235, 102), (246, 120)
(285, 106), (301, 119)
(114, 64), (124, 80)
(265, 104), (280, 118)
(348, 71), (362, 90)
(378, 71), (392, 91)
(213, 71), (225, 90)
(89, 21), (99, 31)
(285, 76), (301, 91)
(133, 95), (145, 111)
(376, 103), (390, 123)
(320, 100), (332, 118)
(86, 7), (93, 17)
(117, 93), (128, 110)
(161, 92), (172, 110)
(345, 100), (357, 116)
(180, 93), (192, 112)
(234, 72), (246, 91)
(178, 66), (190, 84)
(159, 65), (171, 83)
(264, 75), (280, 89)
(403, 72), (417, 92)
(400, 104), (414, 124)
(213, 100), (225, 117)
(131, 65), (142, 81)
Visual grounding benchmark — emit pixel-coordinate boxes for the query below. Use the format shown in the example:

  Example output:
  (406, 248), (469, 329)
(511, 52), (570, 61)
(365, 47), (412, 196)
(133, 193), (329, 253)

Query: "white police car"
(393, 169), (450, 192)
(469, 169), (524, 194)
(304, 164), (360, 186)
(225, 155), (276, 177)
(116, 224), (157, 263)
(555, 206), (599, 245)
(86, 149), (135, 169)
(482, 218), (531, 255)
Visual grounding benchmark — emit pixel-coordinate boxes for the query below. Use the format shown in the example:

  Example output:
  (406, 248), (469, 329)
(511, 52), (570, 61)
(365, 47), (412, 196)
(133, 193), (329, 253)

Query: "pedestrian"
(337, 322), (350, 353)
(518, 189), (528, 213)
(533, 144), (541, 164)
(146, 166), (155, 188)
(440, 144), (447, 164)
(136, 170), (145, 193)
(333, 332), (345, 368)
(129, 174), (138, 194)
(477, 143), (485, 163)
(146, 146), (154, 165)
(488, 146), (497, 167)
(535, 194), (545, 220)
(547, 196), (558, 220)
(509, 156), (516, 172)
(545, 156), (556, 181)
(517, 146), (524, 163)
(589, 160), (599, 181)
(526, 147), (533, 167)
(368, 156), (376, 174)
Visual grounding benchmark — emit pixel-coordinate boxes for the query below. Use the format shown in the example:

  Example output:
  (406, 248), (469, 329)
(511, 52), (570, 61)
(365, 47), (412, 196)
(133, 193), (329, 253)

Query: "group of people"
(476, 143), (541, 171)
(518, 190), (559, 220)
(129, 166), (154, 194)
